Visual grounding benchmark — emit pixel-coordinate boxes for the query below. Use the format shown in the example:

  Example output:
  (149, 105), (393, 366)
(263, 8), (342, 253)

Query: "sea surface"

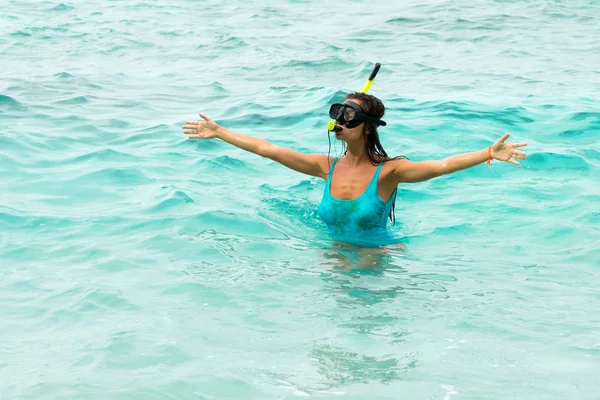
(1, 0), (599, 399)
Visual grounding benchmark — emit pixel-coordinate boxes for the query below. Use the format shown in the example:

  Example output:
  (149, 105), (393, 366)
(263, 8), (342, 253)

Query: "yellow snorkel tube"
(327, 62), (382, 132)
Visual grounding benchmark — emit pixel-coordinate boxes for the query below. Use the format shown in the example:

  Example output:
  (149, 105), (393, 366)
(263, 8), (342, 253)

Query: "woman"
(182, 92), (527, 247)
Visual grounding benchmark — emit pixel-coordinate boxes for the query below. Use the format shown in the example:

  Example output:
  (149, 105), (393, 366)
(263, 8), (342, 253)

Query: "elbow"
(257, 143), (276, 159)
(435, 161), (449, 177)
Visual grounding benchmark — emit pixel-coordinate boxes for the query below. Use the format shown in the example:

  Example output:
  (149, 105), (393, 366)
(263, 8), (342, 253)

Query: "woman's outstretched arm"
(183, 113), (330, 179)
(390, 133), (527, 183)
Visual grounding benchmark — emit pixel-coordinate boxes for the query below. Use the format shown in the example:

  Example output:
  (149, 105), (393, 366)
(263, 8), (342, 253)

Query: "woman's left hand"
(491, 133), (528, 166)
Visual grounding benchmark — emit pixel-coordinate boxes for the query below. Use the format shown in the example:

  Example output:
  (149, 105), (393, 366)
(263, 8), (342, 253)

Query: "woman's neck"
(343, 142), (370, 167)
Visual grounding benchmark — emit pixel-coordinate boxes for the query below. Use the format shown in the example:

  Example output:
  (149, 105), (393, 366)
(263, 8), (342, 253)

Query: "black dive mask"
(328, 100), (387, 129)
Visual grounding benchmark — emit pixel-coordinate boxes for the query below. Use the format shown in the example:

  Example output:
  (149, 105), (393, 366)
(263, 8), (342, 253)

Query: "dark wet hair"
(344, 92), (404, 165)
(327, 92), (406, 225)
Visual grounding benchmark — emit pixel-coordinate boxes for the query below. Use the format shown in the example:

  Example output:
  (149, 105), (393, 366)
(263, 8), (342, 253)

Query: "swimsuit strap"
(372, 163), (384, 184)
(325, 157), (338, 193)
(327, 157), (338, 180)
(364, 162), (384, 193)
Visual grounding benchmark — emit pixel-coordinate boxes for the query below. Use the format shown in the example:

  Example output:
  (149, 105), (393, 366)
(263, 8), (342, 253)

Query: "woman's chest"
(329, 163), (396, 202)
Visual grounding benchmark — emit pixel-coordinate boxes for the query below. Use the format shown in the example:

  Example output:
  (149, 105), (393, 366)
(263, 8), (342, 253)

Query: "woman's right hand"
(182, 113), (220, 139)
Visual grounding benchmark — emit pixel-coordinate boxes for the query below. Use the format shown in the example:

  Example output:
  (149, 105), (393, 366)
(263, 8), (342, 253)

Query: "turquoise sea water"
(1, 0), (599, 398)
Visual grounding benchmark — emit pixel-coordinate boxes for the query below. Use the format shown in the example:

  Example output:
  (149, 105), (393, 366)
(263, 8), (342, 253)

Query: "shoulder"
(381, 157), (411, 172)
(318, 155), (336, 177)
(307, 154), (334, 164)
(321, 155), (336, 167)
(379, 157), (418, 185)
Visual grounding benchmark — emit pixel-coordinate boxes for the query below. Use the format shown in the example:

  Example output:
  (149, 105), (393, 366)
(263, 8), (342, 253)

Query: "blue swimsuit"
(318, 157), (398, 246)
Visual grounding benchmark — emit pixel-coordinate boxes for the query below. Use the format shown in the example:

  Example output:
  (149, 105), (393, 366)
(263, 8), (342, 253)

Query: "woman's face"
(334, 98), (366, 142)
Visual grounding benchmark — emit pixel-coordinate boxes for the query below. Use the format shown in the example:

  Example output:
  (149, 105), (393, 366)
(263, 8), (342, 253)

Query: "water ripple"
(1, 0), (599, 398)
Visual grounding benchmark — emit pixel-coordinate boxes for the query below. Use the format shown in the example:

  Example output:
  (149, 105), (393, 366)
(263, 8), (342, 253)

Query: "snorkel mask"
(329, 100), (387, 129)
(327, 63), (385, 132)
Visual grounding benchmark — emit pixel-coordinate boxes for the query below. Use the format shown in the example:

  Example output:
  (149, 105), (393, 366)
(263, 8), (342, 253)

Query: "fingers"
(508, 158), (520, 166)
(498, 133), (510, 143)
(183, 124), (199, 131)
(512, 142), (528, 148)
(199, 113), (211, 121)
(183, 121), (201, 135)
(512, 150), (527, 160)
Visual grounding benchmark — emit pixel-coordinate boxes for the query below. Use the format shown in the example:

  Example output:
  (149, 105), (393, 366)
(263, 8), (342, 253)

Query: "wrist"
(486, 146), (492, 166)
(215, 125), (226, 139)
